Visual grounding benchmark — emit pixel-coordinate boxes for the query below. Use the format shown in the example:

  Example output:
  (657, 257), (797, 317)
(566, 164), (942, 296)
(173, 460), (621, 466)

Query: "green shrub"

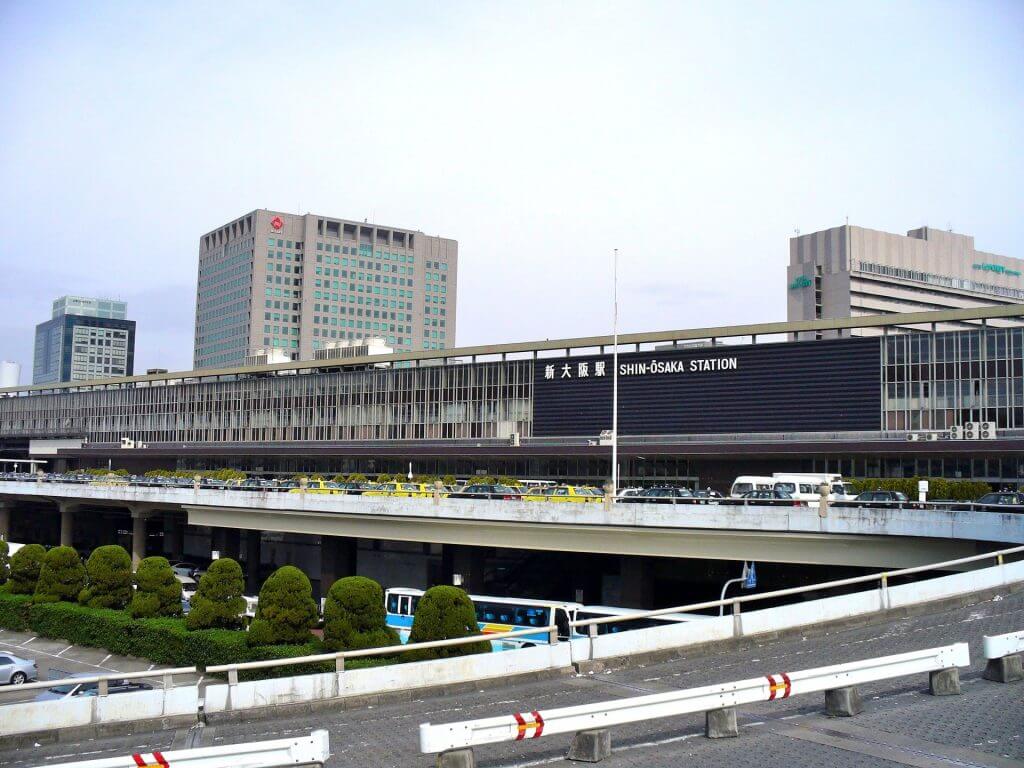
(348, 473), (368, 483)
(441, 475), (457, 486)
(0, 539), (9, 585)
(7, 544), (46, 595)
(497, 476), (519, 487)
(846, 477), (991, 502)
(0, 591), (32, 630)
(78, 545), (132, 609)
(34, 546), (86, 603)
(186, 558), (246, 630)
(129, 556), (182, 618)
(474, 476), (496, 486)
(407, 586), (490, 661)
(247, 565), (318, 646)
(323, 576), (398, 652)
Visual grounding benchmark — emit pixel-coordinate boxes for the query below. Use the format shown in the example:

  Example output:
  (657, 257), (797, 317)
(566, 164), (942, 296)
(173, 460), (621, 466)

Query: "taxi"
(287, 479), (342, 495)
(522, 485), (603, 503)
(363, 482), (441, 498)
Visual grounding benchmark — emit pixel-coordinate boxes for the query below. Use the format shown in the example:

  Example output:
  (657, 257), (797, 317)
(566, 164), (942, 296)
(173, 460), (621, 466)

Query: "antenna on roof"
(794, 228), (800, 236)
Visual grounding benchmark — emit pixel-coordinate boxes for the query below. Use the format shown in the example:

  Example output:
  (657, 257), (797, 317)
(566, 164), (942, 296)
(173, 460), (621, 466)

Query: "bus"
(574, 605), (711, 636)
(384, 587), (581, 650)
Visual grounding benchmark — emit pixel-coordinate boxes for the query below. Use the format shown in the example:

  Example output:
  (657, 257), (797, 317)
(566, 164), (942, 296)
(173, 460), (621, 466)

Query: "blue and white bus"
(384, 587), (582, 651)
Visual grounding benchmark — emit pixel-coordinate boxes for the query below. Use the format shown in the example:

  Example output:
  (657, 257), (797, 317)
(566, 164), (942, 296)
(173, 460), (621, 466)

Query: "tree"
(322, 576), (398, 651)
(129, 556), (183, 618)
(0, 540), (9, 586)
(34, 546), (86, 603)
(7, 544), (46, 595)
(186, 558), (246, 630)
(349, 473), (368, 483)
(247, 565), (318, 646)
(407, 586), (490, 660)
(78, 545), (133, 609)
(376, 473), (393, 483)
(497, 476), (519, 487)
(441, 475), (457, 486)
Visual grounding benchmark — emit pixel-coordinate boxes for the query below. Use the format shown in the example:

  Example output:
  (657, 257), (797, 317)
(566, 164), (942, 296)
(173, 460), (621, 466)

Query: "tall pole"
(612, 248), (619, 500)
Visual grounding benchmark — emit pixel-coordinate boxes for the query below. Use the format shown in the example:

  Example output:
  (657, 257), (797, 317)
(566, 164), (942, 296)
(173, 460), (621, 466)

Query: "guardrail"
(982, 628), (1024, 683)
(419, 643), (970, 763)
(44, 729), (330, 768)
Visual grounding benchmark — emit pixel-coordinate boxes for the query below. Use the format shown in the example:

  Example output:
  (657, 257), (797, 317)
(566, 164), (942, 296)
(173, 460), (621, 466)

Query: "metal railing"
(568, 544), (1024, 634)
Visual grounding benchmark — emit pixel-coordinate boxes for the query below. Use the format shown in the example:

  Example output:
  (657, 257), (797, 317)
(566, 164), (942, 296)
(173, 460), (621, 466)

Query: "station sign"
(788, 275), (813, 290)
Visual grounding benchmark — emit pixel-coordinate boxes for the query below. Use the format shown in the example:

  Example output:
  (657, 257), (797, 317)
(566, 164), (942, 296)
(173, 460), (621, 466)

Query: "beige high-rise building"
(194, 210), (457, 368)
(787, 225), (1024, 338)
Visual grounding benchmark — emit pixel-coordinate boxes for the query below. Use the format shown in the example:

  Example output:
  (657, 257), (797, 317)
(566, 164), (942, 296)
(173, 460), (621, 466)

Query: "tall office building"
(787, 225), (1024, 338)
(194, 210), (458, 369)
(33, 296), (136, 384)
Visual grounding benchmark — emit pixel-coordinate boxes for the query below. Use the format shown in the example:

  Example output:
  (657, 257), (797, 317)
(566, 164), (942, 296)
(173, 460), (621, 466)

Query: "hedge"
(0, 590), (32, 630)
(0, 539), (9, 585)
(846, 477), (990, 501)
(407, 586), (490, 661)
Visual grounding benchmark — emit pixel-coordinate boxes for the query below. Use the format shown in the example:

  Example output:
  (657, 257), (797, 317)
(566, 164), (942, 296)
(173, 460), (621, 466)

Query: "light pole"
(611, 248), (619, 499)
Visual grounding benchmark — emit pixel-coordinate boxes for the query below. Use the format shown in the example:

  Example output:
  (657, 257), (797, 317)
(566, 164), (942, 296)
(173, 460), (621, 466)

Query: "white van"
(729, 476), (777, 498)
(771, 473), (855, 501)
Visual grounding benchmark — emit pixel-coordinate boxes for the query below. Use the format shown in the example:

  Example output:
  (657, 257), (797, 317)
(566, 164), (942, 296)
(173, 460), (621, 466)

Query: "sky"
(0, 1), (1022, 382)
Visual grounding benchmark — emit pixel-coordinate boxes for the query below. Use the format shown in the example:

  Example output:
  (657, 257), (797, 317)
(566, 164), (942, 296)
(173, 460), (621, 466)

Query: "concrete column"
(165, 514), (185, 561)
(320, 536), (358, 599)
(222, 528), (241, 561)
(443, 545), (486, 594)
(130, 508), (151, 567)
(0, 502), (11, 541)
(59, 503), (77, 548)
(244, 530), (262, 595)
(618, 556), (655, 608)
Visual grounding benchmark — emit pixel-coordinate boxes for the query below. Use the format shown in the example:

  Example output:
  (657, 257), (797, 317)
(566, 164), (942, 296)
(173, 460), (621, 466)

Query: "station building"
(2, 305), (1023, 490)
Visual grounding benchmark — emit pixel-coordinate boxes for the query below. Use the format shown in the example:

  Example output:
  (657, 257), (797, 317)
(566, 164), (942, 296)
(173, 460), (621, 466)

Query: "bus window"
(399, 595), (414, 616)
(387, 594), (400, 614)
(774, 482), (796, 493)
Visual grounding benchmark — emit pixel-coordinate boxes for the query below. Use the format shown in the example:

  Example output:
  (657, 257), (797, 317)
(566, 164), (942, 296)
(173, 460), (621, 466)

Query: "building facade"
(193, 210), (457, 369)
(5, 306), (1024, 489)
(32, 296), (135, 385)
(788, 225), (1024, 339)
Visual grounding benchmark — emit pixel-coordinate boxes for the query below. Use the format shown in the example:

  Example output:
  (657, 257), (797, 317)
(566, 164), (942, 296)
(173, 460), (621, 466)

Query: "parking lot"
(0, 628), (201, 705)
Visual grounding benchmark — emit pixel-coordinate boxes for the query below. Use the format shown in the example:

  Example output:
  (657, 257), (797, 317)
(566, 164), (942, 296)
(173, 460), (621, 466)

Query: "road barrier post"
(928, 667), (961, 696)
(705, 707), (738, 738)
(568, 729), (612, 761)
(982, 630), (1024, 683)
(825, 686), (862, 716)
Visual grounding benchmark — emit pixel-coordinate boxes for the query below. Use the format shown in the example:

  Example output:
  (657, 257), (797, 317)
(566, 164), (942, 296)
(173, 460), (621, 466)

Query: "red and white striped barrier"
(419, 643), (969, 753)
(42, 730), (329, 768)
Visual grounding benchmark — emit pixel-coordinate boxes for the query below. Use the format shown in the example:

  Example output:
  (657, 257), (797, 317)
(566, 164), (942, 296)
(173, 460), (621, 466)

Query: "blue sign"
(743, 562), (757, 590)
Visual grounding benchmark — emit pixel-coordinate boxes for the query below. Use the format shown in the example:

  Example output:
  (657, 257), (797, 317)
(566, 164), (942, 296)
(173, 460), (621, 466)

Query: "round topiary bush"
(322, 576), (398, 651)
(78, 545), (133, 609)
(186, 557), (246, 630)
(0, 539), (10, 585)
(128, 556), (182, 618)
(247, 565), (318, 646)
(407, 585), (490, 660)
(7, 544), (46, 595)
(34, 546), (86, 603)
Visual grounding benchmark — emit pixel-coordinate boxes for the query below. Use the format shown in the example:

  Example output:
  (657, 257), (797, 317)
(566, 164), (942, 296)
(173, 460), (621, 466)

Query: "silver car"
(0, 653), (38, 685)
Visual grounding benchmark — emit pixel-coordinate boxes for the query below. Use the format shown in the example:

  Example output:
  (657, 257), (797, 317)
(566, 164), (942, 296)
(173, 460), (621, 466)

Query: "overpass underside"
(185, 505), (984, 571)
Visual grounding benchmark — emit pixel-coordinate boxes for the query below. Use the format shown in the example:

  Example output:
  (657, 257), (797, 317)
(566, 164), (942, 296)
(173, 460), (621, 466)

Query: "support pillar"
(130, 507), (152, 567)
(165, 514), (185, 561)
(618, 556), (655, 608)
(443, 545), (486, 594)
(244, 530), (262, 595)
(220, 528), (241, 561)
(0, 502), (11, 541)
(59, 503), (78, 548)
(320, 536), (358, 599)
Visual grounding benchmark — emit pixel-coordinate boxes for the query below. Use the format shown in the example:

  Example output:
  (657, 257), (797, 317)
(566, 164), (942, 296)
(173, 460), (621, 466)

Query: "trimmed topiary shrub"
(0, 539), (9, 585)
(322, 576), (398, 652)
(186, 557), (246, 630)
(406, 585), (490, 661)
(247, 565), (318, 646)
(129, 556), (182, 618)
(7, 544), (46, 595)
(78, 545), (133, 609)
(34, 546), (86, 603)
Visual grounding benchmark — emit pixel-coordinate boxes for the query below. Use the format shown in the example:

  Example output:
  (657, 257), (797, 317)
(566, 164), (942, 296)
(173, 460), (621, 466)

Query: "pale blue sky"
(1, 1), (1021, 379)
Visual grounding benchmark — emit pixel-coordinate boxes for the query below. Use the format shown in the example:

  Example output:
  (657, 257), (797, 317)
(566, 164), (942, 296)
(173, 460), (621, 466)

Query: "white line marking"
(99, 654), (112, 665)
(20, 637), (36, 646)
(55, 646), (73, 657)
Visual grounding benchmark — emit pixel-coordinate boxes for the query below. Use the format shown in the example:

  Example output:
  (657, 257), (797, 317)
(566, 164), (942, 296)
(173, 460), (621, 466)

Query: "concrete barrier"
(982, 629), (1024, 683)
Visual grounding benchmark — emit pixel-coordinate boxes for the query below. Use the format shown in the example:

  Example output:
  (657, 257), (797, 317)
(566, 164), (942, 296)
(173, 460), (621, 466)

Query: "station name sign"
(543, 357), (738, 380)
(973, 262), (1021, 278)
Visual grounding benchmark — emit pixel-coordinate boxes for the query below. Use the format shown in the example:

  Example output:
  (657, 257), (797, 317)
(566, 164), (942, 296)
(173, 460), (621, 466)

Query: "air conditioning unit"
(598, 429), (615, 446)
(964, 422), (979, 440)
(119, 437), (136, 449)
(509, 432), (521, 447)
(980, 421), (997, 440)
(926, 432), (939, 441)
(949, 425), (963, 440)
(906, 433), (920, 441)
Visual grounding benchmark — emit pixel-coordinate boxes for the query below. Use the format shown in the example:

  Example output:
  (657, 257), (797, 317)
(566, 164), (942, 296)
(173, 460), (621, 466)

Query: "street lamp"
(611, 248), (619, 500)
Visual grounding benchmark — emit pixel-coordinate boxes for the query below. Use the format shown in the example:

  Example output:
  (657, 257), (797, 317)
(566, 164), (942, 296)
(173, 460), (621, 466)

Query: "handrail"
(0, 665), (198, 694)
(568, 544), (1024, 629)
(205, 625), (557, 673)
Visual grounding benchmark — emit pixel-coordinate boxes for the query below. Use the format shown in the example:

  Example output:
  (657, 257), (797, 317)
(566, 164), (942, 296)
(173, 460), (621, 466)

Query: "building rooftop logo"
(270, 216), (284, 231)
(788, 275), (813, 290)
(974, 262), (1021, 278)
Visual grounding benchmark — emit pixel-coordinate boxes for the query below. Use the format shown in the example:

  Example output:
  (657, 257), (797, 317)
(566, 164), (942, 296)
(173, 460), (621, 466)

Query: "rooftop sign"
(789, 275), (812, 290)
(974, 263), (1021, 277)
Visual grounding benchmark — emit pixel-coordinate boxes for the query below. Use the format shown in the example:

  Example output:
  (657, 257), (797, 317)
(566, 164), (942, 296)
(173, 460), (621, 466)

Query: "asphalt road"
(2, 590), (1023, 767)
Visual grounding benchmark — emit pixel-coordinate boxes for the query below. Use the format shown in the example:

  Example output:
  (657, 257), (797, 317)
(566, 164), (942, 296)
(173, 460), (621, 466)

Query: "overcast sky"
(1, 1), (1022, 382)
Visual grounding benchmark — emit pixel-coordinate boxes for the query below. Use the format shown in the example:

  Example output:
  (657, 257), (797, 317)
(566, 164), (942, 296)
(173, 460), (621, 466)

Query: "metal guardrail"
(43, 729), (330, 768)
(983, 629), (1024, 660)
(418, 643), (971, 754)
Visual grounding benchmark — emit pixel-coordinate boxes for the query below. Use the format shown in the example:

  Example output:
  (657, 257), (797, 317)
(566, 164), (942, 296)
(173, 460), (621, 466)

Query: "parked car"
(287, 479), (342, 495)
(742, 489), (794, 500)
(36, 675), (153, 701)
(170, 561), (200, 578)
(975, 492), (1024, 507)
(363, 482), (442, 498)
(853, 491), (909, 503)
(693, 489), (723, 499)
(448, 483), (523, 500)
(620, 486), (693, 504)
(0, 653), (37, 685)
(523, 485), (603, 503)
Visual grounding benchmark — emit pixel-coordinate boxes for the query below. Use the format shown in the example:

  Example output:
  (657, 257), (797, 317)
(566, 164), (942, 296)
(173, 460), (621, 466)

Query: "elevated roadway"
(1, 481), (1022, 568)
(3, 579), (1021, 767)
